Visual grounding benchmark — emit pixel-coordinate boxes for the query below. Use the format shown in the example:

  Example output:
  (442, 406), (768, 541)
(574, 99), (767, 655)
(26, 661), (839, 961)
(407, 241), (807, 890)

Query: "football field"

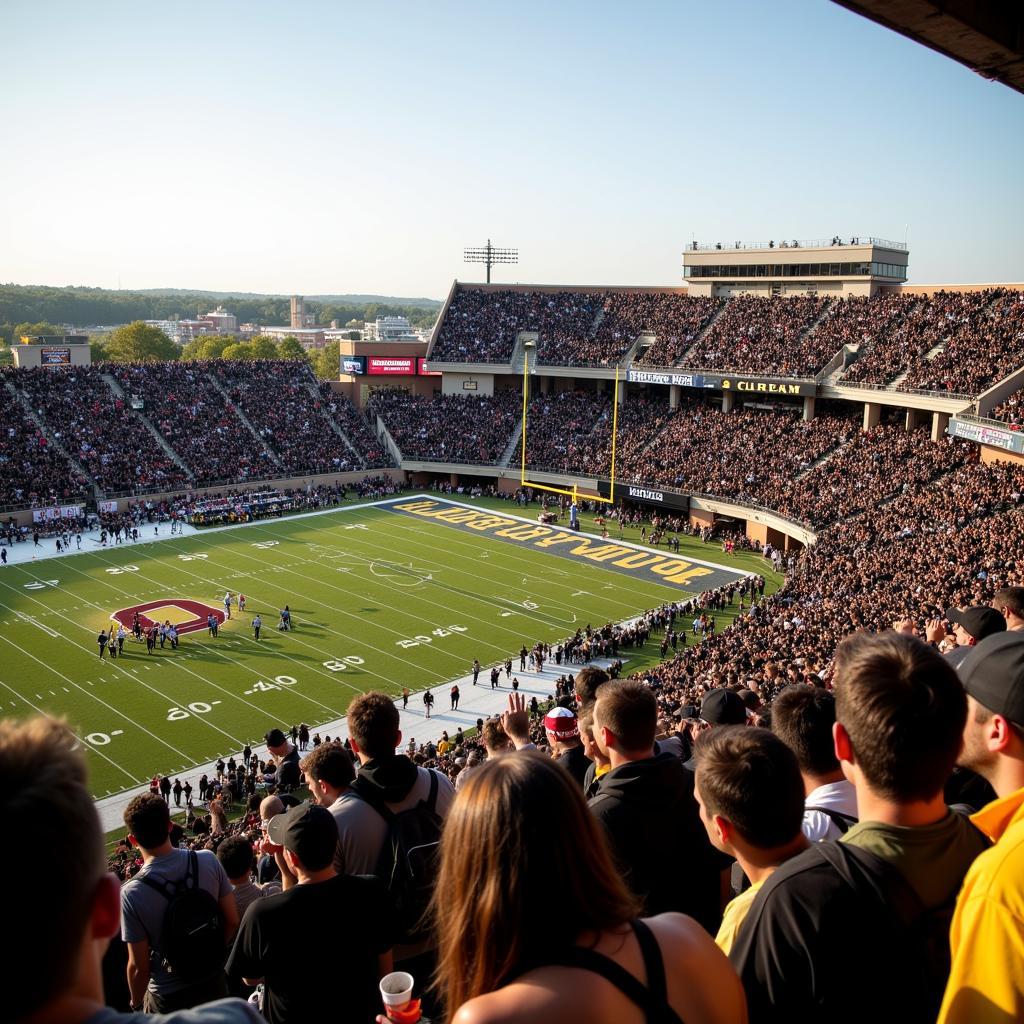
(0, 494), (761, 798)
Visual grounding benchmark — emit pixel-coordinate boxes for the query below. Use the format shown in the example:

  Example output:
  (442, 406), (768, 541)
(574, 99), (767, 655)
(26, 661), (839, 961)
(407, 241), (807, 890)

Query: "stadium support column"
(905, 408), (921, 432)
(863, 402), (881, 432)
(932, 411), (950, 441)
(669, 384), (680, 410)
(803, 395), (816, 421)
(540, 375), (551, 395)
(722, 389), (735, 413)
(618, 381), (626, 408)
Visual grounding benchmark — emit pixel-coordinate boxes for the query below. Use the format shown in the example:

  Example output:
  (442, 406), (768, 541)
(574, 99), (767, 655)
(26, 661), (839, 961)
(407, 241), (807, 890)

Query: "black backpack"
(816, 841), (968, 1021)
(140, 851), (225, 980)
(353, 768), (444, 943)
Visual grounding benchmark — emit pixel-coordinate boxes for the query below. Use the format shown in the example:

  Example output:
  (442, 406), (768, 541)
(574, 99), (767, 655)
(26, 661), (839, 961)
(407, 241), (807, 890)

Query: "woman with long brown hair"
(430, 750), (746, 1024)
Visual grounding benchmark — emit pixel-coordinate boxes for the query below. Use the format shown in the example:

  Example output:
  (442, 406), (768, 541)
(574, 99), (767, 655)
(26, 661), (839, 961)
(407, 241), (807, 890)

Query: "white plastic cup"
(380, 971), (415, 1012)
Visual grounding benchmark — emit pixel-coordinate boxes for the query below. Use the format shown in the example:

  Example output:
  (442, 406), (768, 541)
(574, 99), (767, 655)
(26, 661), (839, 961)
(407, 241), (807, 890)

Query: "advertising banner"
(417, 358), (441, 376)
(597, 480), (691, 511)
(340, 355), (366, 375)
(627, 368), (815, 397)
(367, 356), (416, 375)
(98, 500), (119, 513)
(31, 504), (84, 523)
(41, 348), (71, 366)
(948, 418), (1024, 454)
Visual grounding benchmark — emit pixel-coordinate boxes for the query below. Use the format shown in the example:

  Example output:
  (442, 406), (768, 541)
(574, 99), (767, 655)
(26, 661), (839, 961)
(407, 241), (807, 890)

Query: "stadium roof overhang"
(832, 0), (1024, 95)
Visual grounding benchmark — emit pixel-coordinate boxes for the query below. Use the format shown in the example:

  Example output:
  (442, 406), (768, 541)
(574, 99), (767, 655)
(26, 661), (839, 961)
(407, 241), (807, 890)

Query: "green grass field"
(0, 492), (777, 798)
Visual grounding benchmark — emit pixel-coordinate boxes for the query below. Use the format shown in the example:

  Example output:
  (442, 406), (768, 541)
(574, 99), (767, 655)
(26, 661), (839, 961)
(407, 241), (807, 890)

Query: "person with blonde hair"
(429, 750), (746, 1024)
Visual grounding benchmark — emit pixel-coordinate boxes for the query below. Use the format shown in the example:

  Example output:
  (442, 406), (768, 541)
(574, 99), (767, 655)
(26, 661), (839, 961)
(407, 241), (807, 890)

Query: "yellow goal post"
(519, 357), (619, 506)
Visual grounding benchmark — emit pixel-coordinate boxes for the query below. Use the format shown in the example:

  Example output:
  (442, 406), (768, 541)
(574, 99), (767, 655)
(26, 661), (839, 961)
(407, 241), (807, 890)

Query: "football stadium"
(4, 2), (1024, 1024)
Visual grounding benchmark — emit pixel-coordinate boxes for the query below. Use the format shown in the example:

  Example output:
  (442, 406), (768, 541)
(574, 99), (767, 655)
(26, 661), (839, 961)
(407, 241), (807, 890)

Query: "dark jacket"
(588, 751), (723, 932)
(556, 743), (592, 790)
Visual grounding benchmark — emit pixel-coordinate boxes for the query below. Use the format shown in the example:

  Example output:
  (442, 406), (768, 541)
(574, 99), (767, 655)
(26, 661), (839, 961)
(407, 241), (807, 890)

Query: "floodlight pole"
(463, 239), (518, 284)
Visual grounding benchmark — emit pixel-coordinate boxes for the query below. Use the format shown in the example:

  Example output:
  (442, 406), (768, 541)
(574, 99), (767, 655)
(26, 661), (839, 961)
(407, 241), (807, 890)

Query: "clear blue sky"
(3, 0), (1022, 298)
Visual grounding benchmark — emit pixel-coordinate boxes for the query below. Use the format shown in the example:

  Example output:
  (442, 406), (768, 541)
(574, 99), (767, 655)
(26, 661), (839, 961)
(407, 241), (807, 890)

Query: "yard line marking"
(15, 611), (60, 638)
(0, 677), (140, 785)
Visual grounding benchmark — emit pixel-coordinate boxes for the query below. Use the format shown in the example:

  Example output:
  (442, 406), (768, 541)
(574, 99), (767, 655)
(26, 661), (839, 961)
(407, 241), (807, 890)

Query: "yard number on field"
(322, 656), (365, 672)
(106, 565), (140, 575)
(242, 675), (298, 697)
(396, 625), (468, 649)
(166, 699), (223, 721)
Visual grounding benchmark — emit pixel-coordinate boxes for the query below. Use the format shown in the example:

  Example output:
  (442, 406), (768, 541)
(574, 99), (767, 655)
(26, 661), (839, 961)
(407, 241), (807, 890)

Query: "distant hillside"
(132, 288), (441, 309)
(0, 283), (440, 341)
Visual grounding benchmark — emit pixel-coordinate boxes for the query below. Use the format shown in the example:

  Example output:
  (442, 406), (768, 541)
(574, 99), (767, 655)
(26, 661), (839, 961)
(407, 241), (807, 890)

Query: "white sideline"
(94, 655), (624, 834)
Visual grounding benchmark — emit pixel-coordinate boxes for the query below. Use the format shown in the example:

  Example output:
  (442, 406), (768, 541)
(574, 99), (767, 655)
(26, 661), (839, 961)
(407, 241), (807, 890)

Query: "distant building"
(364, 315), (417, 342)
(290, 295), (316, 329)
(202, 305), (237, 333)
(260, 326), (327, 349)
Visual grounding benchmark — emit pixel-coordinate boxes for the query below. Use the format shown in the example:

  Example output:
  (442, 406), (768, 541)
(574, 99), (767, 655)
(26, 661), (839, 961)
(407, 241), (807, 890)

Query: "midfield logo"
(109, 599), (224, 634)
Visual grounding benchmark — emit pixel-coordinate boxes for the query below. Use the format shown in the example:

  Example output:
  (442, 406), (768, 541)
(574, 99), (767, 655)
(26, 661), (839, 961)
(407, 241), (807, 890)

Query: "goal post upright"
(519, 355), (619, 508)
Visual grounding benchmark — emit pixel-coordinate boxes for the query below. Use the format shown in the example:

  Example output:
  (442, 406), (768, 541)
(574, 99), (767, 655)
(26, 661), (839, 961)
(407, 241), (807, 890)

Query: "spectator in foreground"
(3, 716), (258, 1024)
(939, 632), (1024, 1023)
(431, 750), (746, 1024)
(545, 706), (591, 788)
(298, 741), (355, 871)
(694, 726), (808, 954)
(992, 586), (1024, 632)
(770, 687), (858, 839)
(589, 680), (725, 932)
(731, 632), (990, 1023)
(217, 835), (281, 920)
(121, 794), (240, 1013)
(228, 802), (395, 1024)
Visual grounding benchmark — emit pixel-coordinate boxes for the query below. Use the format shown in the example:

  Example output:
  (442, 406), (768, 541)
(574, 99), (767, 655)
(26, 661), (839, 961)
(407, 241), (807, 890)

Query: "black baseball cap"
(945, 606), (1006, 642)
(700, 689), (747, 726)
(266, 802), (337, 870)
(265, 728), (287, 747)
(958, 632), (1024, 726)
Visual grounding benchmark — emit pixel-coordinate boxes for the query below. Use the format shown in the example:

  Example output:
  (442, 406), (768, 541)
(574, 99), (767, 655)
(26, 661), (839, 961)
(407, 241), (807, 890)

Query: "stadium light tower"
(463, 239), (518, 283)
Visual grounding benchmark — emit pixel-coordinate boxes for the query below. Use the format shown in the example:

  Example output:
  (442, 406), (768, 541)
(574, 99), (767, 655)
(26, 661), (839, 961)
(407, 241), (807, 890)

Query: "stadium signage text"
(367, 356), (417, 375)
(387, 499), (733, 590)
(41, 347), (71, 365)
(31, 504), (84, 523)
(627, 370), (706, 387)
(628, 369), (815, 397)
(598, 480), (690, 511)
(948, 419), (1024, 454)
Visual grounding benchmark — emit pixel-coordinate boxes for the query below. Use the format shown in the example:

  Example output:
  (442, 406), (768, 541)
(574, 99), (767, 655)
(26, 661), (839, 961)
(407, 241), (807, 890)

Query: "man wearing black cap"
(682, 688), (748, 774)
(264, 728), (300, 790)
(936, 606), (1006, 670)
(939, 632), (1024, 1023)
(227, 802), (395, 1024)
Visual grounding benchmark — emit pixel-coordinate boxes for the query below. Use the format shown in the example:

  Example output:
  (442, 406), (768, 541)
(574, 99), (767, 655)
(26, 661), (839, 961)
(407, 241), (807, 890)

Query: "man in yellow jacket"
(940, 631), (1024, 1024)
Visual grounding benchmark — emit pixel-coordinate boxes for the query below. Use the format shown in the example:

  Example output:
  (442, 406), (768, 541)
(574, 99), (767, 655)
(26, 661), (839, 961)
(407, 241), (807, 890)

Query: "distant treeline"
(0, 284), (440, 343)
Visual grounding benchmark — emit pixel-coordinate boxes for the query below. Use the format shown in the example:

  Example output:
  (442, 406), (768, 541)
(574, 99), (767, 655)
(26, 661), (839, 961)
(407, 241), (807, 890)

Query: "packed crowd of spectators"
(682, 295), (833, 377)
(370, 387), (522, 463)
(806, 292), (918, 373)
(316, 381), (392, 467)
(626, 294), (724, 366)
(0, 378), (90, 507)
(14, 366), (189, 495)
(213, 361), (366, 475)
(841, 288), (1024, 395)
(991, 384), (1024, 428)
(109, 361), (278, 485)
(430, 287), (601, 364)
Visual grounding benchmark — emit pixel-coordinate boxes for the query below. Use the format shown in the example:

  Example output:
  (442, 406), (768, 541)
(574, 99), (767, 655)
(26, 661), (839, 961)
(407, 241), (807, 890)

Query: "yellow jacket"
(938, 786), (1024, 1024)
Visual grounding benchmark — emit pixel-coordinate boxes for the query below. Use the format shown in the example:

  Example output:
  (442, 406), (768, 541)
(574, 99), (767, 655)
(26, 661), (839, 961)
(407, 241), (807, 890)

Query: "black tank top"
(511, 919), (686, 1024)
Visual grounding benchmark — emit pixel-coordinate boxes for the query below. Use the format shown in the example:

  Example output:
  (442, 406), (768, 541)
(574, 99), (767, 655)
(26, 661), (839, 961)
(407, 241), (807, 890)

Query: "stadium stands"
(369, 387), (522, 463)
(0, 374), (91, 507)
(992, 384), (1024, 428)
(15, 367), (189, 495)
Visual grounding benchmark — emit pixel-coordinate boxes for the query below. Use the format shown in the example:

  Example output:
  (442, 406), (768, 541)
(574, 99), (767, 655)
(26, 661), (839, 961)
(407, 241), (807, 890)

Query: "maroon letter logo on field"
(110, 599), (224, 635)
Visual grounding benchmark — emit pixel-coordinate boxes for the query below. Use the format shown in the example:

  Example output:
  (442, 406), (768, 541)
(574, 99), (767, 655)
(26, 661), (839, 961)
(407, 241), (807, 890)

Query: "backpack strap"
(805, 806), (858, 834)
(631, 919), (669, 1007)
